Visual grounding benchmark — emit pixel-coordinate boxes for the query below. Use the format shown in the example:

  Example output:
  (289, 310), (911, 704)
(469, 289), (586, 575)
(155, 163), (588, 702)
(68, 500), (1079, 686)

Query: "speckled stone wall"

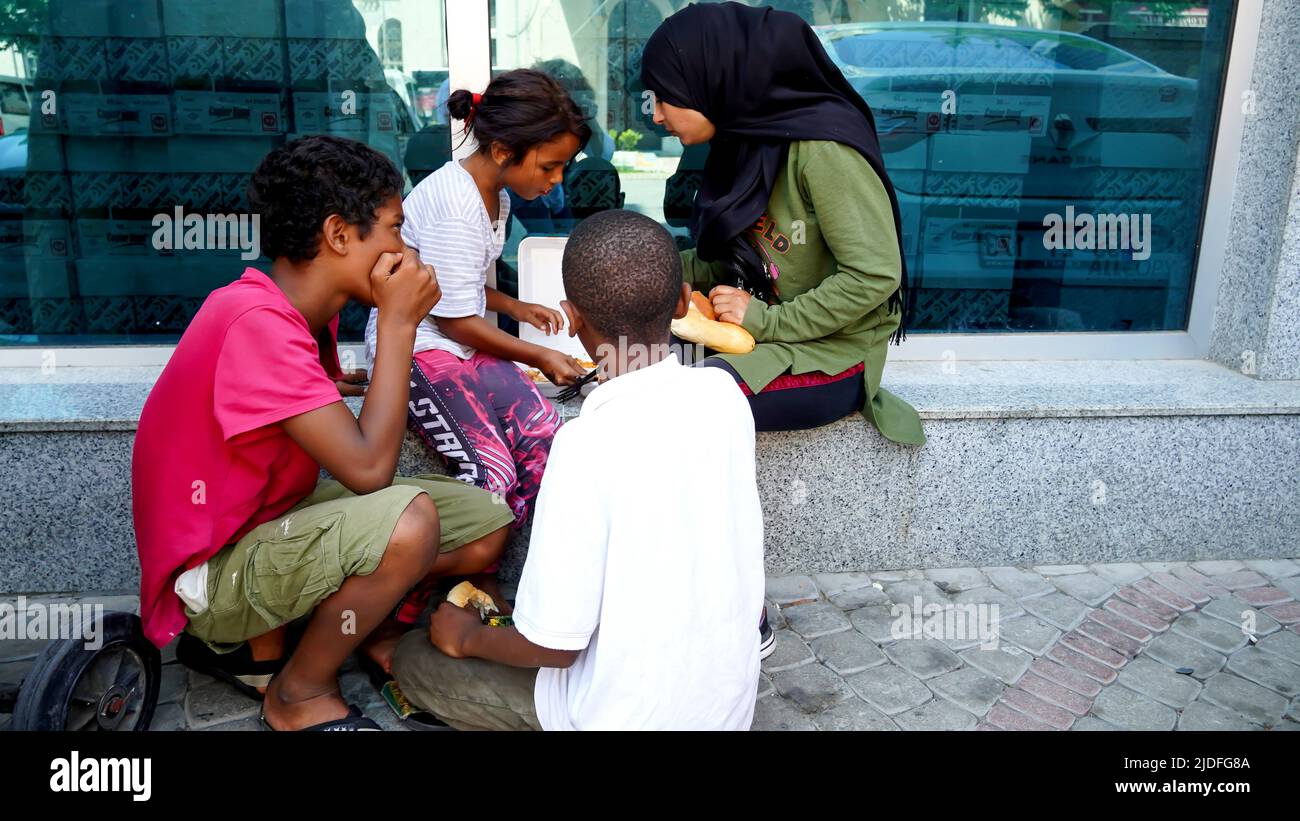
(5, 410), (1297, 594)
(1209, 0), (1300, 380)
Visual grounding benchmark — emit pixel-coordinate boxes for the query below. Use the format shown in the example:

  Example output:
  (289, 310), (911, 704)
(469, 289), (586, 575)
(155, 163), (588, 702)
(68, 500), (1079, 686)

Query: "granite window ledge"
(1, 358), (1298, 433)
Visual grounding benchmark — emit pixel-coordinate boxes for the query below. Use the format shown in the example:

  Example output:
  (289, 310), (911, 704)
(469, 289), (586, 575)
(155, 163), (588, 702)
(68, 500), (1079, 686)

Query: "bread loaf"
(671, 299), (756, 354)
(690, 290), (715, 320)
(446, 581), (498, 617)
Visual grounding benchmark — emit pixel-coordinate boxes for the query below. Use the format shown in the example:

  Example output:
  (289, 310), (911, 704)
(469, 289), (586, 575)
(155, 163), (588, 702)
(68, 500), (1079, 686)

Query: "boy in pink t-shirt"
(132, 136), (514, 731)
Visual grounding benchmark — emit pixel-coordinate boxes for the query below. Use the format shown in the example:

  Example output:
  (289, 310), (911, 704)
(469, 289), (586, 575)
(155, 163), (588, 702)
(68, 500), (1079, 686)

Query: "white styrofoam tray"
(514, 235), (596, 397)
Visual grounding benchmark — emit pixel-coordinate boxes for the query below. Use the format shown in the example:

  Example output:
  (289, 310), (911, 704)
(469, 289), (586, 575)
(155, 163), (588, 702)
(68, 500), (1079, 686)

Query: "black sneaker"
(759, 607), (776, 660)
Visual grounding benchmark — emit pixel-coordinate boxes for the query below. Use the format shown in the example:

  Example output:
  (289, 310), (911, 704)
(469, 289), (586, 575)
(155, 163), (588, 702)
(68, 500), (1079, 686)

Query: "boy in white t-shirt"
(390, 210), (765, 730)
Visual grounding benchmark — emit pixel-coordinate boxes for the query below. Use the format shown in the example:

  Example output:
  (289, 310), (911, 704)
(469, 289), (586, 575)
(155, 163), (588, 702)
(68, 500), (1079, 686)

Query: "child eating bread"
(389, 209), (765, 730)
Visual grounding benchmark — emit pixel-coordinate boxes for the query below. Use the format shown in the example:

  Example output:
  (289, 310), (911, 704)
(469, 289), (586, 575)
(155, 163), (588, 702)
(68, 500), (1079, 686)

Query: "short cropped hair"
(248, 135), (403, 262)
(562, 210), (682, 344)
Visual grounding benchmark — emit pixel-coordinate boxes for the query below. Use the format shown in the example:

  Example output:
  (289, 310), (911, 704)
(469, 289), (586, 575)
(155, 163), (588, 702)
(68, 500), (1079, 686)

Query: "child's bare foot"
(262, 674), (349, 731)
(358, 618), (407, 675)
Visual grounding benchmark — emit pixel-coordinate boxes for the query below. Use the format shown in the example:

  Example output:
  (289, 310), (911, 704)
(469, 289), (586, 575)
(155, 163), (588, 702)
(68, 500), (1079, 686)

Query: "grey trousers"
(390, 629), (542, 731)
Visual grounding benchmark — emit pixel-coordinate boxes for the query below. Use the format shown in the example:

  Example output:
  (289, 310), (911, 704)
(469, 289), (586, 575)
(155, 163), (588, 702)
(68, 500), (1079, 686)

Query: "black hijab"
(641, 2), (909, 342)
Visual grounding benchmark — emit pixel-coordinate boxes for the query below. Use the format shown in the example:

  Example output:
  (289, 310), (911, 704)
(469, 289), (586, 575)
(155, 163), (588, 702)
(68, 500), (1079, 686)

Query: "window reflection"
(492, 0), (1233, 334)
(0, 0), (449, 345)
(0, 1), (1238, 344)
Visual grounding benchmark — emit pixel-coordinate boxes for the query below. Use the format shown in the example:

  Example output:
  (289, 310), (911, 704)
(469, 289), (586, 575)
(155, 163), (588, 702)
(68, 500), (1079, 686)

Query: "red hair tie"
(464, 92), (482, 127)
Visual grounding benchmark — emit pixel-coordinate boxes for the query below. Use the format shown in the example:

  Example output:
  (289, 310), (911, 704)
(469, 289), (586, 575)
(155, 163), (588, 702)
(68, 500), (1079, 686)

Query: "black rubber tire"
(10, 611), (161, 731)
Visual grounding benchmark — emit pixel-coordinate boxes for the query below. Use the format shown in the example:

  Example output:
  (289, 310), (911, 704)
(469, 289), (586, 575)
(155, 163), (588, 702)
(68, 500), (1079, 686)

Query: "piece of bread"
(689, 290), (715, 321)
(446, 581), (499, 616)
(671, 300), (756, 354)
(522, 358), (596, 384)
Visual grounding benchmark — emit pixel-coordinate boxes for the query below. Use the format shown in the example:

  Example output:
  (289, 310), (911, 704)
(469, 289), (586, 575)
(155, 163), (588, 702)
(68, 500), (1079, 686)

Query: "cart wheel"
(11, 611), (160, 731)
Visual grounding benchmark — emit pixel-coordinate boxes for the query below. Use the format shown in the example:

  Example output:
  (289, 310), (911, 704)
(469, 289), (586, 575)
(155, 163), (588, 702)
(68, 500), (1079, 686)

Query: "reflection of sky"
(819, 23), (1167, 76)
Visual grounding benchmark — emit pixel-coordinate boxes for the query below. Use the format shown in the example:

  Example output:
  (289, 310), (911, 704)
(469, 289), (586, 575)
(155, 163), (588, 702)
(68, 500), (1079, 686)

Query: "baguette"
(671, 299), (756, 354)
(689, 290), (715, 320)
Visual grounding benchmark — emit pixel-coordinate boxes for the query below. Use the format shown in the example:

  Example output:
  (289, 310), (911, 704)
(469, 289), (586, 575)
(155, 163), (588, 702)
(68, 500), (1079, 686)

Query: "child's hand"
(709, 285), (751, 325)
(537, 349), (586, 386)
(335, 368), (369, 397)
(371, 247), (442, 327)
(512, 301), (566, 336)
(428, 602), (483, 659)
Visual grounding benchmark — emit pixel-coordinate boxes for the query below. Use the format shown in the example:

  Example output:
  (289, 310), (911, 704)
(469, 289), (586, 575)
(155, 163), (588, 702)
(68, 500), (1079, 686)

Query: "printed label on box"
(292, 91), (400, 134)
(63, 94), (172, 136)
(76, 218), (159, 256)
(0, 220), (72, 259)
(918, 217), (1020, 290)
(174, 91), (282, 134)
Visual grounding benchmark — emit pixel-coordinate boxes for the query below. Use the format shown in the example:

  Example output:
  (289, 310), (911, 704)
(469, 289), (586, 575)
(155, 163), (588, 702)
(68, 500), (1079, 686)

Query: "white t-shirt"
(365, 159), (510, 366)
(513, 354), (765, 730)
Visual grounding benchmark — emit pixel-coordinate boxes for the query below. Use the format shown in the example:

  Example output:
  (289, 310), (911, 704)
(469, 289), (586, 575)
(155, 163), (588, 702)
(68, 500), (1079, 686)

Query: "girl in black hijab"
(641, 2), (924, 446)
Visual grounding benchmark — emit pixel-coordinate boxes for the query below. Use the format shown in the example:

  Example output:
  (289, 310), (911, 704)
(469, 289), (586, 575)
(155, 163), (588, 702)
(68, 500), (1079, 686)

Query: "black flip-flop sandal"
(356, 653), (452, 731)
(176, 632), (285, 702)
(259, 703), (381, 732)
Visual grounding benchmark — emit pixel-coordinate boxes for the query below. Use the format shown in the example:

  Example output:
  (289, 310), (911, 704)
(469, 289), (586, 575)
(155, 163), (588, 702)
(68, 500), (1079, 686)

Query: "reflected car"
(813, 22), (1202, 331)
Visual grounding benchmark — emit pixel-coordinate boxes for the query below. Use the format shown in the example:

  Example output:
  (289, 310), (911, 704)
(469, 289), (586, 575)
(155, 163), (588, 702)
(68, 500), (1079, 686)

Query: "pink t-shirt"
(132, 268), (344, 647)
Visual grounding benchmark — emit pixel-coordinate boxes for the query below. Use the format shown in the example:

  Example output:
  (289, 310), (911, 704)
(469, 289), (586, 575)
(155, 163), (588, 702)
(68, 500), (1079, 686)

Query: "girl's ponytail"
(448, 69), (591, 165)
(446, 88), (475, 123)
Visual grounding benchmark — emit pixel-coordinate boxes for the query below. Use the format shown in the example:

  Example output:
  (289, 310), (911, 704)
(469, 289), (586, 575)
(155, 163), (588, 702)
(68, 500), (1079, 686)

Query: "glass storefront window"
(0, 0), (449, 345)
(491, 0), (1235, 334)
(0, 0), (1240, 346)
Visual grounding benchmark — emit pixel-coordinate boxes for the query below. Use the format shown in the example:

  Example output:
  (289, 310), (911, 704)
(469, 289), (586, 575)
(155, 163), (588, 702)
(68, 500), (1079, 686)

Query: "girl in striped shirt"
(365, 69), (590, 633)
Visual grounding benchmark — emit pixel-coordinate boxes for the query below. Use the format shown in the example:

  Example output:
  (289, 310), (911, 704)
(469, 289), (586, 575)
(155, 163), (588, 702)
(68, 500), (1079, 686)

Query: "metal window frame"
(0, 1), (1263, 367)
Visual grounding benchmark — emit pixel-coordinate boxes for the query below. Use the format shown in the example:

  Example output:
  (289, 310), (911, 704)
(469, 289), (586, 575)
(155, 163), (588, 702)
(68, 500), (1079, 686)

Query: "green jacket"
(680, 139), (925, 445)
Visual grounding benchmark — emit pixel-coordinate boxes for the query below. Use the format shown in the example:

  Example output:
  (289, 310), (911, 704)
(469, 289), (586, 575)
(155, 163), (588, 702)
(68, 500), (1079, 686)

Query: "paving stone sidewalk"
(3, 559), (1299, 731)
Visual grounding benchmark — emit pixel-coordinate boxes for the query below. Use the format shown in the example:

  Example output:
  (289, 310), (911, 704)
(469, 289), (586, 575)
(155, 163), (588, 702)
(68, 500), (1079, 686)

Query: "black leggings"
(694, 356), (866, 432)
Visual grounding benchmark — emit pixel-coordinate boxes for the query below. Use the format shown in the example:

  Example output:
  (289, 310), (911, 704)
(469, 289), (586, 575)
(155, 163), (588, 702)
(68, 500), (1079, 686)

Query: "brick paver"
(4, 560), (1299, 731)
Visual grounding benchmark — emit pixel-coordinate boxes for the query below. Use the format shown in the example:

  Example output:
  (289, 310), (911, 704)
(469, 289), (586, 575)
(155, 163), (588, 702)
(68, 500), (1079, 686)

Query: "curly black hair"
(447, 68), (592, 165)
(562, 210), (682, 344)
(247, 135), (404, 262)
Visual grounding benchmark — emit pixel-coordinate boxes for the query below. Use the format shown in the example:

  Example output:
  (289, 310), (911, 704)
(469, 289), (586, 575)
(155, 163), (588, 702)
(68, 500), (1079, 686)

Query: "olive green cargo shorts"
(184, 475), (515, 652)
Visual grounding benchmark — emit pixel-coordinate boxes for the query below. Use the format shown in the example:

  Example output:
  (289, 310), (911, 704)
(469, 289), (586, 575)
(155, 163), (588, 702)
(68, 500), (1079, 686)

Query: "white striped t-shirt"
(365, 159), (510, 365)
